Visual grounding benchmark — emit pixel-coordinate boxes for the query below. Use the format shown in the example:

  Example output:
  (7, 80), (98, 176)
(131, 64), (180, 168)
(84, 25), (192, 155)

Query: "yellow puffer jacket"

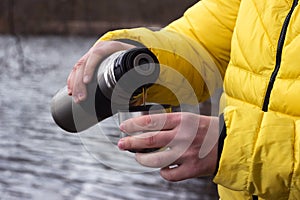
(98, 0), (300, 199)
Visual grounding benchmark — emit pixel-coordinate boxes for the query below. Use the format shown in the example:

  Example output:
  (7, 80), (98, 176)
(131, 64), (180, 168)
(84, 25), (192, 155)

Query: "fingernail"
(83, 75), (90, 83)
(118, 139), (125, 150)
(120, 123), (126, 132)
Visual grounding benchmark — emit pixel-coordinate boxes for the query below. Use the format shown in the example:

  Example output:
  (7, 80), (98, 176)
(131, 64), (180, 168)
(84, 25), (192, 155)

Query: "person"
(67, 0), (300, 199)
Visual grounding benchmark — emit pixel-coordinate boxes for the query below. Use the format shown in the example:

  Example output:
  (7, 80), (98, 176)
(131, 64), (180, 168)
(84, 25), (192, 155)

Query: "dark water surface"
(0, 35), (218, 200)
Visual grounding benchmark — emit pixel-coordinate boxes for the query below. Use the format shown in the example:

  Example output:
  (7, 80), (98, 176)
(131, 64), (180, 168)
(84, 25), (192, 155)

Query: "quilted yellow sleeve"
(97, 0), (241, 106)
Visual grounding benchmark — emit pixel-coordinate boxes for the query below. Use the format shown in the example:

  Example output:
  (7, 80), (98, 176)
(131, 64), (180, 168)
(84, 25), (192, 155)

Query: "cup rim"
(118, 104), (171, 112)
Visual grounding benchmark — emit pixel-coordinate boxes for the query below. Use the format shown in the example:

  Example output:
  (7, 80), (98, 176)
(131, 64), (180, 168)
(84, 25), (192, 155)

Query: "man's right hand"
(67, 41), (136, 103)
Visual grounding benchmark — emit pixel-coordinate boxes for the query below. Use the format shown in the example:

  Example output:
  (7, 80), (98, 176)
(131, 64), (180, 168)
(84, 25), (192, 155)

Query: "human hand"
(118, 112), (219, 181)
(67, 41), (136, 103)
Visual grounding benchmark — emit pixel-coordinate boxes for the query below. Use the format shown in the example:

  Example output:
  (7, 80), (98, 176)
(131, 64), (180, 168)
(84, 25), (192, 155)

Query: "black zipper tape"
(262, 0), (298, 112)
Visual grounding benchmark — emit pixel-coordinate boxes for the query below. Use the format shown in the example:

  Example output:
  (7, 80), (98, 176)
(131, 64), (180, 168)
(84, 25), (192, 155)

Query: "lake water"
(0, 35), (218, 200)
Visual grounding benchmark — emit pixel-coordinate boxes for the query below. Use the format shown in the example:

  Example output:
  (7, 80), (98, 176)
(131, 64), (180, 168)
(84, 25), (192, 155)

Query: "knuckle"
(74, 54), (89, 70)
(141, 115), (153, 127)
(146, 116), (153, 125)
(78, 57), (86, 65)
(145, 135), (156, 147)
(170, 113), (182, 124)
(74, 61), (83, 70)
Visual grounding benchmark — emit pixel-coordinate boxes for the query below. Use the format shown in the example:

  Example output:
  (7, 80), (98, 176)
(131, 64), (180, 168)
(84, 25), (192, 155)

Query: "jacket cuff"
(214, 113), (227, 175)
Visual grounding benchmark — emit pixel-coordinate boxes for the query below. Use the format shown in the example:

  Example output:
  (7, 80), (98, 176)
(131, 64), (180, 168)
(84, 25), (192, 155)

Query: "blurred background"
(0, 0), (199, 36)
(0, 0), (219, 199)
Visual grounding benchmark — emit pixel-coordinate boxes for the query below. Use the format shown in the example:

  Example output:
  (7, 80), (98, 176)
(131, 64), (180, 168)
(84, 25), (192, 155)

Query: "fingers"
(67, 69), (75, 95)
(135, 149), (179, 168)
(73, 61), (88, 103)
(120, 113), (180, 133)
(67, 41), (136, 103)
(83, 49), (105, 84)
(67, 53), (89, 96)
(134, 149), (196, 182)
(118, 130), (174, 151)
(83, 42), (136, 84)
(118, 113), (219, 180)
(118, 113), (179, 152)
(118, 112), (199, 153)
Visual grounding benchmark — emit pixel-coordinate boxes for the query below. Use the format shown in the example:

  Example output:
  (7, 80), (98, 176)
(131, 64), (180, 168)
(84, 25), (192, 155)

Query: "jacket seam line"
(268, 108), (300, 118)
(230, 63), (300, 81)
(232, 31), (252, 69)
(225, 93), (300, 118)
(283, 32), (300, 51)
(225, 92), (260, 108)
(229, 63), (268, 79)
(226, 64), (269, 108)
(270, 76), (300, 81)
(249, 0), (276, 53)
(202, 2), (233, 32)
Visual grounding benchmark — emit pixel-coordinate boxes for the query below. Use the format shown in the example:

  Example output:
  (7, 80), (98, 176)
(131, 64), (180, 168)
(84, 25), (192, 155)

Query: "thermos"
(51, 48), (160, 133)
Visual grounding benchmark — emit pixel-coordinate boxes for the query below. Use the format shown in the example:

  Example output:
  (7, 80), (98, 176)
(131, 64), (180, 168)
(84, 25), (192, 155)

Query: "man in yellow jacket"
(67, 0), (300, 199)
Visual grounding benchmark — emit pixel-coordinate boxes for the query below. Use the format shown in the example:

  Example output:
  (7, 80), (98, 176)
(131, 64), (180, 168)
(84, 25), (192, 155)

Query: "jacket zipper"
(262, 0), (299, 112)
